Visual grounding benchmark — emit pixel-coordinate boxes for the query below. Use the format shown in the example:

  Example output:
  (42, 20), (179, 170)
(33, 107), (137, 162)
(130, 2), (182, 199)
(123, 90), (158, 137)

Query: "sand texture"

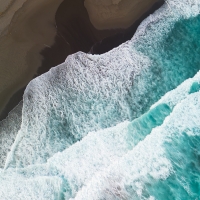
(0, 0), (27, 35)
(0, 0), (164, 120)
(0, 0), (63, 114)
(84, 0), (159, 30)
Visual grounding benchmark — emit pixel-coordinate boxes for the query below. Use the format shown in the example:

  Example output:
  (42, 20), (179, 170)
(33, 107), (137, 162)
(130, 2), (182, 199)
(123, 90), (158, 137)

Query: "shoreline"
(90, 0), (164, 54)
(84, 0), (161, 30)
(0, 0), (164, 121)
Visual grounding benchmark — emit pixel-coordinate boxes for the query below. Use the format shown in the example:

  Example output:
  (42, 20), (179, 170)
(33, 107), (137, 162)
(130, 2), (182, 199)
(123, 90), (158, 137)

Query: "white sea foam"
(0, 101), (22, 168)
(1, 1), (200, 199)
(72, 91), (200, 200)
(4, 0), (200, 170)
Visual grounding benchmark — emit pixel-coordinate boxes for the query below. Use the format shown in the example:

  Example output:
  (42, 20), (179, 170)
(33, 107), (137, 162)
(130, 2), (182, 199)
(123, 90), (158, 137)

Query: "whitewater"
(0, 0), (200, 199)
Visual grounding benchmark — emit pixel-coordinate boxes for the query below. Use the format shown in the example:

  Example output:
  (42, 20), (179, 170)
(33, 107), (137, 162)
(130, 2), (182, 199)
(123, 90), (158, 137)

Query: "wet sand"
(0, 0), (164, 120)
(90, 0), (164, 54)
(84, 0), (161, 30)
(0, 0), (27, 35)
(0, 0), (13, 15)
(38, 0), (120, 75)
(0, 0), (63, 119)
(39, 0), (164, 75)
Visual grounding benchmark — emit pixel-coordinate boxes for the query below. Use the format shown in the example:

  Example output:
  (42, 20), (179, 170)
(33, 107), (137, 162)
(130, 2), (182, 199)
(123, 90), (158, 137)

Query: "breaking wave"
(0, 0), (200, 199)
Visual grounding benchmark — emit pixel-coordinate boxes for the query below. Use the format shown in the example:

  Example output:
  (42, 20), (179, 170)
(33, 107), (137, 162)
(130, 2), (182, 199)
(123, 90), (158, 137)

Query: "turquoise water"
(0, 0), (200, 199)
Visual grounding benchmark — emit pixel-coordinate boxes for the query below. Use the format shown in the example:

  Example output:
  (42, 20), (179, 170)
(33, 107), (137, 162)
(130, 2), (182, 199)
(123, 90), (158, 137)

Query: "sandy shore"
(0, 0), (27, 35)
(89, 0), (164, 54)
(0, 0), (13, 15)
(0, 0), (63, 116)
(84, 0), (159, 30)
(0, 0), (164, 120)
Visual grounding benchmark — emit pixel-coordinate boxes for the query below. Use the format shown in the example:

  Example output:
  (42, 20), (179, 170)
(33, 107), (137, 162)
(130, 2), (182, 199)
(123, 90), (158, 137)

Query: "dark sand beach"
(38, 0), (120, 75)
(90, 0), (164, 54)
(0, 0), (63, 120)
(0, 0), (164, 121)
(84, 0), (162, 30)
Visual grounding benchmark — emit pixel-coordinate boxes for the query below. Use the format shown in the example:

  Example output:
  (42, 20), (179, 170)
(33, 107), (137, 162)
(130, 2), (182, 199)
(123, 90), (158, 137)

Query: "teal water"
(0, 0), (200, 199)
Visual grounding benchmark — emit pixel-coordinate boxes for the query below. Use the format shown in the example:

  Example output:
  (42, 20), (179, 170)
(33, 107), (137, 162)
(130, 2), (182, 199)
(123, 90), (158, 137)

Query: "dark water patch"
(37, 0), (119, 75)
(90, 0), (164, 54)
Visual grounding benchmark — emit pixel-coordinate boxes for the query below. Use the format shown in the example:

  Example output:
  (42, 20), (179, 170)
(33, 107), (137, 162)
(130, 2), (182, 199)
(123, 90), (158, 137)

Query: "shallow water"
(0, 0), (164, 121)
(0, 0), (200, 199)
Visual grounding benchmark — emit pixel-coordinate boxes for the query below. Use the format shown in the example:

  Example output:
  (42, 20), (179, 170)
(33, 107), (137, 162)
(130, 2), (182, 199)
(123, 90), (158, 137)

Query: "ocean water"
(0, 0), (200, 199)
